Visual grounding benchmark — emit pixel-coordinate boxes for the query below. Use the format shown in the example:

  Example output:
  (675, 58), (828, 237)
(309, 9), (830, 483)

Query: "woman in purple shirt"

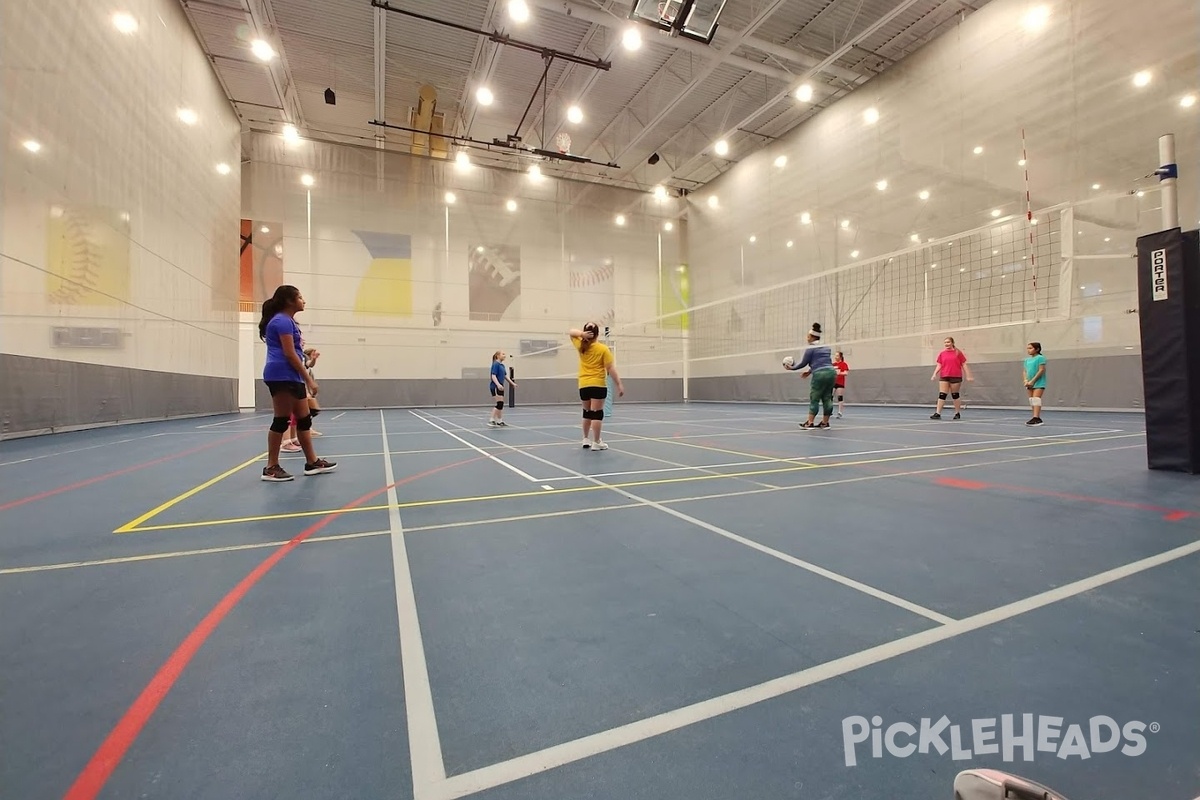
(258, 285), (336, 481)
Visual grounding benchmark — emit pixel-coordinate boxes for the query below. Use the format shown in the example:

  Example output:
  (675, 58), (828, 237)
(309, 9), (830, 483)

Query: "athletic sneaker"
(817, 422), (831, 429)
(261, 464), (293, 482)
(496, 420), (508, 426)
(930, 413), (941, 419)
(303, 459), (337, 476)
(799, 421), (815, 429)
(1026, 417), (1044, 426)
(487, 420), (499, 427)
(582, 438), (591, 449)
(593, 440), (609, 450)
(953, 412), (961, 420)
(836, 412), (843, 418)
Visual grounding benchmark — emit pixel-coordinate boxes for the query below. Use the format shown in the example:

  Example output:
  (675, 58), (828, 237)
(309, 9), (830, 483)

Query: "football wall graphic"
(569, 257), (615, 329)
(353, 230), (414, 317)
(468, 243), (521, 321)
(44, 206), (131, 306)
(239, 219), (284, 312)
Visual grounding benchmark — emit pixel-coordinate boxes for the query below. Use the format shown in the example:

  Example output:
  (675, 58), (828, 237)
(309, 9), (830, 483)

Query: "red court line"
(934, 476), (1195, 521)
(61, 456), (479, 800)
(0, 432), (256, 513)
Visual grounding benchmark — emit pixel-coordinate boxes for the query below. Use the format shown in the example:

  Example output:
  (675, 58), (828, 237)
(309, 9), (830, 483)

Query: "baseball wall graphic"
(239, 219), (284, 312)
(44, 206), (131, 306)
(468, 243), (521, 321)
(569, 256), (615, 328)
(352, 230), (413, 317)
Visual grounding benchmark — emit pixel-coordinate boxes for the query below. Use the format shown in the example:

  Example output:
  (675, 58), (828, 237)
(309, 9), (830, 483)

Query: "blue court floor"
(1, 403), (1197, 800)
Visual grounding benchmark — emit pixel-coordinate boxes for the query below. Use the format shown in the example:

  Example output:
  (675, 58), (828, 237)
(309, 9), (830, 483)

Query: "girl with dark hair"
(569, 322), (624, 449)
(1023, 342), (1047, 426)
(783, 323), (837, 429)
(258, 285), (336, 481)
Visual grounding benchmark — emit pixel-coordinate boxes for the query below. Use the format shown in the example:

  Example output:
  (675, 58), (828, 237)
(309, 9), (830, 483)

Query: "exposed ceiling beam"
(373, 3), (386, 140)
(455, 0), (501, 137)
(521, 0), (835, 84)
(664, 0), (931, 187)
(243, 0), (305, 128)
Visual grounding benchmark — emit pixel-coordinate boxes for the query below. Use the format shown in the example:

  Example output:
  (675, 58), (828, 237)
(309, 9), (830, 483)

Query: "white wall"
(682, 0), (1198, 378)
(240, 133), (687, 383)
(0, 0), (241, 381)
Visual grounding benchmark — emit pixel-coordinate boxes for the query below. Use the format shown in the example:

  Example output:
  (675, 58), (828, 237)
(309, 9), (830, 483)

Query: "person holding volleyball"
(783, 322), (836, 429)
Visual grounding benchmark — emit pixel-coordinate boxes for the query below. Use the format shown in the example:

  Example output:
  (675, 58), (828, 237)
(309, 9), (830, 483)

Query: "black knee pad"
(270, 416), (290, 433)
(938, 392), (948, 401)
(951, 392), (960, 400)
(495, 401), (504, 410)
(296, 413), (314, 432)
(593, 409), (604, 421)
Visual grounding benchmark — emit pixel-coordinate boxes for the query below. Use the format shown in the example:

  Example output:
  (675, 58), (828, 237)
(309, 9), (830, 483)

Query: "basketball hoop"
(657, 0), (679, 23)
(554, 131), (572, 154)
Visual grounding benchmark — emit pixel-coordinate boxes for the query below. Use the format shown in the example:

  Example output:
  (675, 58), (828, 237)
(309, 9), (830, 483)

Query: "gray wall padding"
(0, 354), (238, 437)
(690, 354), (1145, 410)
(255, 377), (684, 410)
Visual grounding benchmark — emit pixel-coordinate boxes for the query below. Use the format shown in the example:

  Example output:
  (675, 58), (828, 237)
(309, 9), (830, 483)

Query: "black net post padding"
(508, 368), (515, 408)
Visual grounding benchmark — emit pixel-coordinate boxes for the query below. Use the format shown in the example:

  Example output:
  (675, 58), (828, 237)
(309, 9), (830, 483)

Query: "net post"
(508, 367), (515, 408)
(603, 326), (614, 418)
(1158, 133), (1179, 230)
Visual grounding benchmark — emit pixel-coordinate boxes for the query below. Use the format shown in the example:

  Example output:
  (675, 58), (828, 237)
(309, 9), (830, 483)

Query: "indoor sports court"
(2, 0), (1199, 799)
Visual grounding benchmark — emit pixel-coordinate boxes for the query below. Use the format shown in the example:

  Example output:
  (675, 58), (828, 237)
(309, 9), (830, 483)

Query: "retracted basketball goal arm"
(369, 0), (619, 168)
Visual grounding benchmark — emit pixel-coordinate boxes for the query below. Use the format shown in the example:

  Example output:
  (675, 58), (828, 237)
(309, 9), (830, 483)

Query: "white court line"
(195, 414), (266, 428)
(420, 412), (954, 626)
(537, 430), (1131, 482)
(382, 411), (446, 797)
(410, 411), (545, 483)
(0, 433), (166, 466)
(428, 531), (1200, 800)
(332, 411), (347, 420)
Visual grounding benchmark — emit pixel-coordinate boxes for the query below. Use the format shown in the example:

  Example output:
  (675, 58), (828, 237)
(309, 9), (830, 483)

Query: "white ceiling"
(180, 0), (991, 191)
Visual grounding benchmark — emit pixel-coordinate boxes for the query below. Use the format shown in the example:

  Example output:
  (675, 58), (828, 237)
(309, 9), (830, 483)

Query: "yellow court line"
(120, 433), (1140, 533)
(113, 453), (265, 533)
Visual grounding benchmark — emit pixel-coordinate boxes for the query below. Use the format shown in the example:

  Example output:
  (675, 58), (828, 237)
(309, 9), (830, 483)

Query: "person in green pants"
(783, 322), (837, 429)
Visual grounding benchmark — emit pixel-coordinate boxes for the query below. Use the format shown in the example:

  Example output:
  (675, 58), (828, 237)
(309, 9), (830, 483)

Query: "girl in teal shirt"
(1023, 342), (1047, 426)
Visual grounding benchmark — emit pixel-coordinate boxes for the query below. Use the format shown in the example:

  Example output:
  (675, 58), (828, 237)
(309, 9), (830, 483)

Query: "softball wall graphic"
(44, 206), (131, 306)
(468, 243), (522, 321)
(352, 230), (413, 317)
(569, 257), (616, 329)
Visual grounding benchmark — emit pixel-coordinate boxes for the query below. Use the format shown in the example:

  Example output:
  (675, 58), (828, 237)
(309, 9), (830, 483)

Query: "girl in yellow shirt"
(570, 322), (624, 450)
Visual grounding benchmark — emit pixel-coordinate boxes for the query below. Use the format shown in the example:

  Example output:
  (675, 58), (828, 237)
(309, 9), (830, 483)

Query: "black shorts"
(490, 386), (504, 397)
(579, 386), (608, 402)
(265, 380), (307, 400)
(941, 377), (963, 385)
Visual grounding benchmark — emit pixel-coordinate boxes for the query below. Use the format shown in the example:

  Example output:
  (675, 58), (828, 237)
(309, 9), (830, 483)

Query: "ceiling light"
(1137, 190), (1145, 197)
(22, 140), (41, 153)
(918, 190), (930, 200)
(993, 250), (999, 255)
(622, 26), (642, 51)
(476, 86), (494, 106)
(444, 191), (456, 204)
(567, 105), (583, 124)
(261, 226), (270, 233)
(850, 250), (859, 258)
(1133, 71), (1151, 87)
(864, 107), (879, 124)
(663, 221), (674, 232)
(508, 0), (530, 22)
(749, 235), (756, 243)
(455, 150), (471, 170)
(991, 209), (1001, 217)
(973, 145), (983, 155)
(960, 267), (966, 272)
(1018, 158), (1027, 166)
(713, 139), (729, 156)
(1179, 94), (1196, 108)
(774, 155), (787, 168)
(786, 240), (794, 248)
(506, 199), (518, 212)
(177, 108), (198, 125)
(931, 263), (938, 269)
(910, 234), (920, 242)
(795, 84), (813, 102)
(876, 179), (888, 191)
(1092, 183), (1101, 190)
(300, 174), (314, 187)
(1030, 217), (1039, 225)
(840, 219), (850, 229)
(800, 212), (811, 224)
(112, 12), (138, 33)
(707, 195), (719, 209)
(528, 164), (543, 181)
(615, 214), (626, 226)
(250, 39), (275, 61)
(653, 184), (668, 201)
(282, 123), (300, 143)
(215, 162), (231, 175)
(1022, 6), (1049, 30)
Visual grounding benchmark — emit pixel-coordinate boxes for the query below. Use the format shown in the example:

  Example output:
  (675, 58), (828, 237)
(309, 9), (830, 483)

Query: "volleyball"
(782, 355), (794, 368)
